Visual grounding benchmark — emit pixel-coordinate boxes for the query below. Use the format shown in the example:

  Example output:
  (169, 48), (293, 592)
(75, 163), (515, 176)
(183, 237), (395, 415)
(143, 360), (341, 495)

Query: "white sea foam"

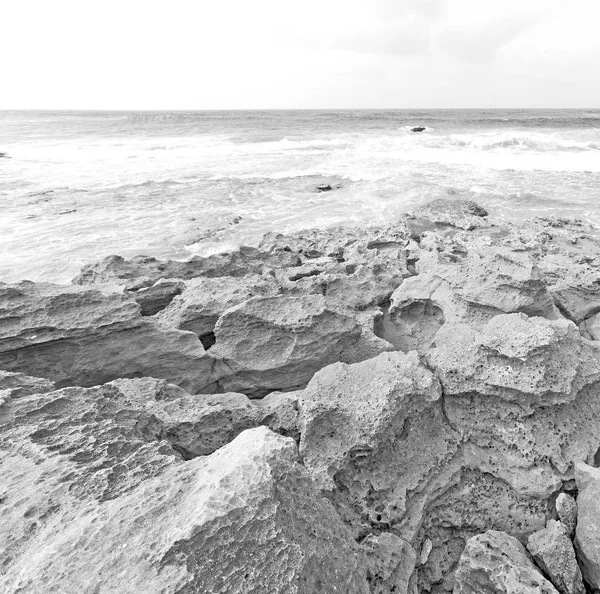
(1, 110), (600, 283)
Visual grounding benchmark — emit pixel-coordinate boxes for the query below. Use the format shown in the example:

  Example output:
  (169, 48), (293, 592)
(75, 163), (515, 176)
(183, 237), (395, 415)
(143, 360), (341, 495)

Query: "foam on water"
(1, 109), (600, 283)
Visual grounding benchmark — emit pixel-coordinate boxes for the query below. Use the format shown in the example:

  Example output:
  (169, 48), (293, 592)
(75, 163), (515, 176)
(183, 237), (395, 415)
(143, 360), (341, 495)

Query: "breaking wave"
(440, 133), (600, 152)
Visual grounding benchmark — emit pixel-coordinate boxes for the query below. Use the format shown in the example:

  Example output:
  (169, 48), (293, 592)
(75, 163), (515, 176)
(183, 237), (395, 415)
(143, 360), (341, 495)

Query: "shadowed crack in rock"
(4, 200), (600, 593)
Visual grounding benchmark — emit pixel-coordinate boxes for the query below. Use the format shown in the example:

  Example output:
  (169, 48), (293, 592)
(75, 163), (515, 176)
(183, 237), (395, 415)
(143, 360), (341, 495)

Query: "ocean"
(1, 109), (599, 284)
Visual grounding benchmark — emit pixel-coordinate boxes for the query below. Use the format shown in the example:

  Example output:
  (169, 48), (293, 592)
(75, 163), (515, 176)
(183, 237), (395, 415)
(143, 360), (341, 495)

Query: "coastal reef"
(3, 199), (600, 592)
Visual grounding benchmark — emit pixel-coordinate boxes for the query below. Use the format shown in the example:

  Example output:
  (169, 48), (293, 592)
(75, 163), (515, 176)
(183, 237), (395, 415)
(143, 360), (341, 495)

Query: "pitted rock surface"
(156, 274), (279, 337)
(389, 243), (557, 335)
(5, 199), (600, 593)
(527, 520), (585, 594)
(210, 294), (393, 397)
(574, 469), (600, 592)
(298, 350), (460, 541)
(428, 313), (600, 405)
(454, 530), (559, 594)
(1, 423), (376, 593)
(0, 281), (217, 393)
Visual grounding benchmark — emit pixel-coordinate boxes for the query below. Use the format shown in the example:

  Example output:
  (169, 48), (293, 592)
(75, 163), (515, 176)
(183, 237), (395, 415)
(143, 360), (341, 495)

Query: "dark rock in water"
(410, 127), (426, 133)
(0, 152), (9, 158)
(316, 184), (333, 192)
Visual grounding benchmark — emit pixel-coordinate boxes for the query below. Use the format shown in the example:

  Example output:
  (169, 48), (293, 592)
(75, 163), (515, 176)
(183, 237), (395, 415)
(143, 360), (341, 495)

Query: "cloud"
(328, 0), (447, 57)
(334, 18), (433, 56)
(1, 0), (600, 108)
(434, 13), (545, 62)
(374, 0), (445, 19)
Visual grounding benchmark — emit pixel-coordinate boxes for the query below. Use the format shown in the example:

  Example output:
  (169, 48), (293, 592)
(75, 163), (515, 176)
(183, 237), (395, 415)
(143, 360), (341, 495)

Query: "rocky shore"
(3, 199), (600, 593)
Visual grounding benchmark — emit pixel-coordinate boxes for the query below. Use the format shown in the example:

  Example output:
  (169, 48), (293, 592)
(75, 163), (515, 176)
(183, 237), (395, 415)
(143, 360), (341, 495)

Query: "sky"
(2, 0), (599, 109)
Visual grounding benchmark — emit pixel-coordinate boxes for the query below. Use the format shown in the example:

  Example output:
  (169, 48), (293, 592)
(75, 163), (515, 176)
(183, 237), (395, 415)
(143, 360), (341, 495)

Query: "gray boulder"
(210, 294), (393, 397)
(298, 350), (459, 542)
(0, 379), (372, 594)
(555, 493), (578, 537)
(574, 465), (600, 591)
(73, 247), (301, 288)
(527, 520), (584, 594)
(156, 274), (278, 339)
(454, 530), (559, 593)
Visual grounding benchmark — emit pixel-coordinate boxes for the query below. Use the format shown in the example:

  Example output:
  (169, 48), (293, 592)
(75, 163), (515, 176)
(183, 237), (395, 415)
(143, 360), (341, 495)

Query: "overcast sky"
(2, 0), (599, 109)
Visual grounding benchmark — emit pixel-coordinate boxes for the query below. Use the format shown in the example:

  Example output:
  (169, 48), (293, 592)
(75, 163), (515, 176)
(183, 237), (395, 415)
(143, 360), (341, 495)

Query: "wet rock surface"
(4, 199), (600, 592)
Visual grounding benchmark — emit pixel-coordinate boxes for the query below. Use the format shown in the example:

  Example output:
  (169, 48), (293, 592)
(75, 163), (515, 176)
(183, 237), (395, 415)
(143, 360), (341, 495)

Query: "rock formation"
(454, 531), (559, 593)
(574, 463), (600, 591)
(527, 520), (585, 594)
(0, 281), (218, 393)
(4, 199), (600, 592)
(210, 294), (392, 397)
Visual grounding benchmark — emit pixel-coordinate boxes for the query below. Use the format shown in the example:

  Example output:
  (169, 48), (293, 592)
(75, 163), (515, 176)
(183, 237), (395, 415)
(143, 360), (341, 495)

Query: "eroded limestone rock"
(112, 377), (300, 457)
(574, 467), (600, 591)
(0, 281), (217, 393)
(156, 274), (278, 338)
(298, 351), (460, 542)
(210, 294), (393, 397)
(0, 369), (55, 399)
(427, 313), (600, 499)
(454, 530), (559, 594)
(0, 401), (373, 593)
(388, 242), (557, 347)
(412, 312), (600, 590)
(555, 493), (578, 537)
(527, 520), (584, 594)
(406, 198), (493, 234)
(428, 313), (600, 406)
(7, 199), (600, 592)
(72, 248), (302, 288)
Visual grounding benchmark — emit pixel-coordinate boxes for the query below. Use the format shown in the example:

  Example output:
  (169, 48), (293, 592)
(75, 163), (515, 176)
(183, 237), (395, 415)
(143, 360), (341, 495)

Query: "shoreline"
(2, 198), (600, 591)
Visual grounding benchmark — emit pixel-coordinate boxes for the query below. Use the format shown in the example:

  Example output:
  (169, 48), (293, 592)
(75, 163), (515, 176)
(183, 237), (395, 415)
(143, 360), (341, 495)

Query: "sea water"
(1, 109), (599, 284)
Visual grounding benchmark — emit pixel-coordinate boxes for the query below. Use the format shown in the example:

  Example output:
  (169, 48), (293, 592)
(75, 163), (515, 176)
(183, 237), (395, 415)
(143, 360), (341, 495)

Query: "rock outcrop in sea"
(3, 199), (600, 593)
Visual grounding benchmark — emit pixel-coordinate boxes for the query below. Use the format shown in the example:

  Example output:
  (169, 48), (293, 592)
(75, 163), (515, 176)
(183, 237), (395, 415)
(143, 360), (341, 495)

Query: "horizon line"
(1, 107), (599, 112)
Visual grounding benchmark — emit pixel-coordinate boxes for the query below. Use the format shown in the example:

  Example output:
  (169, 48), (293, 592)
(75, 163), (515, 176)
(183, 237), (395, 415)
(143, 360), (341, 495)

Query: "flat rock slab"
(428, 313), (600, 406)
(0, 281), (217, 393)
